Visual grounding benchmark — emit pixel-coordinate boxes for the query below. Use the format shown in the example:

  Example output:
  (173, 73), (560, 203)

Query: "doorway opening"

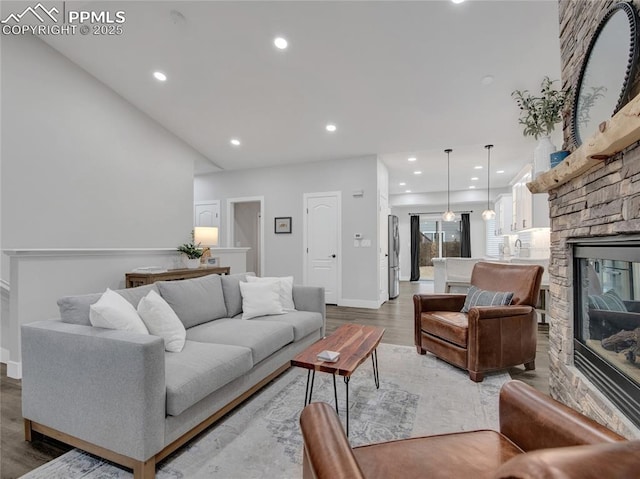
(418, 216), (462, 280)
(226, 197), (264, 276)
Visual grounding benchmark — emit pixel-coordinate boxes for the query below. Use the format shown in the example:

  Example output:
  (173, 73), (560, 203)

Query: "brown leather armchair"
(300, 380), (635, 479)
(414, 262), (543, 382)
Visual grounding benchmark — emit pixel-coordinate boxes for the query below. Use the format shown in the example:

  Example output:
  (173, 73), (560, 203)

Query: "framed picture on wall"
(274, 217), (292, 234)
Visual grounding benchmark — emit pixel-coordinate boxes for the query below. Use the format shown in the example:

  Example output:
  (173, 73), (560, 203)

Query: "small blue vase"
(550, 150), (569, 168)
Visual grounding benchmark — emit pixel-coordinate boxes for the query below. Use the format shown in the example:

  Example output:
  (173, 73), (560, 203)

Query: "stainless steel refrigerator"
(388, 215), (400, 299)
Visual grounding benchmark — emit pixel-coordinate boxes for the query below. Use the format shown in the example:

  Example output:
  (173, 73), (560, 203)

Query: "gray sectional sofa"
(21, 272), (325, 479)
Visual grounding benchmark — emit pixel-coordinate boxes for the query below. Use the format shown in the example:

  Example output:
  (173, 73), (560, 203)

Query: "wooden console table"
(125, 266), (230, 288)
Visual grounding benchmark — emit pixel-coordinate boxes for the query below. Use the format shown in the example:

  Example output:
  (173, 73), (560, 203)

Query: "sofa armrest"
(21, 320), (166, 461)
(300, 402), (366, 479)
(493, 440), (640, 479)
(623, 300), (640, 313)
(414, 294), (467, 347)
(499, 380), (624, 452)
(293, 285), (326, 335)
(588, 309), (640, 340)
(413, 294), (467, 313)
(470, 305), (534, 319)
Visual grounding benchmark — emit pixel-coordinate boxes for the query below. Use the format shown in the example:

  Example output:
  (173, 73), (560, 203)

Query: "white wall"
(1, 34), (200, 255)
(1, 34), (208, 371)
(195, 156), (380, 306)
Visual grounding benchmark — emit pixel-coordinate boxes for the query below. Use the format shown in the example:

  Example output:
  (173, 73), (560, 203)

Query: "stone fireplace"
(572, 236), (640, 426)
(547, 0), (640, 438)
(548, 147), (640, 438)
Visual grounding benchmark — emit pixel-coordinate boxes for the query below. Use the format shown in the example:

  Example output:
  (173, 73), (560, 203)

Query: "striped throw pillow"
(588, 290), (627, 312)
(461, 285), (514, 313)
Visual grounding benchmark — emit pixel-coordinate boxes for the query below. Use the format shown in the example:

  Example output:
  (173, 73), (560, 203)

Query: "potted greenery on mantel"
(512, 76), (571, 176)
(177, 232), (203, 269)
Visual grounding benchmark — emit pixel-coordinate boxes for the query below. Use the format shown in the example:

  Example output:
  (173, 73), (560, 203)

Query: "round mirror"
(571, 2), (639, 146)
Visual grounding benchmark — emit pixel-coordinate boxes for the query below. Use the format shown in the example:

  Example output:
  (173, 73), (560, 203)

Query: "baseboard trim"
(7, 361), (22, 379)
(337, 299), (380, 309)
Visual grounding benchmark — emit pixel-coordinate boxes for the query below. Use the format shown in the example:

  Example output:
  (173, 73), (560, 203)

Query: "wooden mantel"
(528, 91), (640, 194)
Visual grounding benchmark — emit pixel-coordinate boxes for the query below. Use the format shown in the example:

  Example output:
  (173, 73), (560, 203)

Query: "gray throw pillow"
(58, 284), (158, 326)
(221, 272), (256, 317)
(157, 274), (227, 328)
(461, 285), (514, 313)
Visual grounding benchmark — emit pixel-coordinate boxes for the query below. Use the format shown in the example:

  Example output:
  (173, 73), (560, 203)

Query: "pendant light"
(481, 144), (496, 221)
(442, 148), (456, 222)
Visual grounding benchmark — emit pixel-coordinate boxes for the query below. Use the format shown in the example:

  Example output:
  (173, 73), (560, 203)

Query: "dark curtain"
(410, 215), (421, 281)
(460, 213), (471, 258)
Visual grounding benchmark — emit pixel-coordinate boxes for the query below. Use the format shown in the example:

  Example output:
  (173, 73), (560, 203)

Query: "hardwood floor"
(0, 280), (549, 478)
(1, 364), (72, 479)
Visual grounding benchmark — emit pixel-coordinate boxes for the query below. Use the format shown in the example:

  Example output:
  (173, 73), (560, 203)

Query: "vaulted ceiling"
(38, 0), (562, 197)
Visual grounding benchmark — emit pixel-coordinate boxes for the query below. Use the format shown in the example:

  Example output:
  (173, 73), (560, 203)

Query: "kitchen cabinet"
(511, 165), (549, 231)
(494, 194), (513, 236)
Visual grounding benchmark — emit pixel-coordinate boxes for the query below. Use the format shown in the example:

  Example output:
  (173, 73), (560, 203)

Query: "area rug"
(21, 343), (509, 479)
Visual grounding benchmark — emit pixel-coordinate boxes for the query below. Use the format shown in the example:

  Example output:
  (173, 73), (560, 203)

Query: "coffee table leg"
(304, 369), (316, 406)
(344, 376), (350, 437)
(372, 348), (380, 389)
(333, 374), (339, 414)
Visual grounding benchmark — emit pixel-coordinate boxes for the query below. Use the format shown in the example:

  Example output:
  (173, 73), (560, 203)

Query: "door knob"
(330, 254), (336, 258)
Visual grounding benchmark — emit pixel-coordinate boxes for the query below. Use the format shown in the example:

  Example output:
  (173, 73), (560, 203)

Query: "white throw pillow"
(89, 289), (149, 334)
(246, 275), (295, 311)
(138, 290), (186, 352)
(239, 280), (285, 319)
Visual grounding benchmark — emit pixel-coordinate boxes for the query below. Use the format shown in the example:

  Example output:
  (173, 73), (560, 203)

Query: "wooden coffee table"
(291, 323), (385, 435)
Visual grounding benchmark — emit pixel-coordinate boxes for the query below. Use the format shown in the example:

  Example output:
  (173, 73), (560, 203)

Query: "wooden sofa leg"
(24, 419), (42, 442)
(133, 457), (156, 479)
(524, 360), (536, 371)
(469, 371), (484, 382)
(24, 419), (33, 442)
(416, 346), (426, 355)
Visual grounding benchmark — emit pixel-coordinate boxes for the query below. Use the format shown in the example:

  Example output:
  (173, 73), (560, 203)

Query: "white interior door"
(304, 192), (340, 304)
(194, 201), (220, 227)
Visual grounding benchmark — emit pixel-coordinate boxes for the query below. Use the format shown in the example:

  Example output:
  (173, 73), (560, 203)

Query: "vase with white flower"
(512, 77), (571, 176)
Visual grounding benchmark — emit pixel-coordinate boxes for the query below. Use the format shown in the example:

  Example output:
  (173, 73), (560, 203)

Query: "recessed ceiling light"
(469, 185), (476, 189)
(474, 165), (483, 169)
(399, 182), (406, 186)
(471, 177), (479, 181)
(274, 37), (288, 50)
(153, 71), (167, 82)
(230, 138), (241, 146)
(497, 170), (505, 174)
(326, 124), (337, 132)
(481, 75), (494, 85)
(405, 189), (412, 193)
(408, 157), (417, 162)
(451, 0), (465, 4)
(414, 171), (422, 175)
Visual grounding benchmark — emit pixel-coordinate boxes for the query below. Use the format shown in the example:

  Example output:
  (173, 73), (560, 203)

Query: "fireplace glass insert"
(574, 237), (640, 426)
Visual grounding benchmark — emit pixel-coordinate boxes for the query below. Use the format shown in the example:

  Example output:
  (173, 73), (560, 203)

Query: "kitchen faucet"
(515, 239), (522, 248)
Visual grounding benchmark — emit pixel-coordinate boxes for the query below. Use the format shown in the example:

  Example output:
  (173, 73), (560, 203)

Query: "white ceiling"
(39, 0), (562, 197)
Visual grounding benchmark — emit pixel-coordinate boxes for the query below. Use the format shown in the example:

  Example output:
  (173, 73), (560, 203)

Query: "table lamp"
(194, 227), (219, 263)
